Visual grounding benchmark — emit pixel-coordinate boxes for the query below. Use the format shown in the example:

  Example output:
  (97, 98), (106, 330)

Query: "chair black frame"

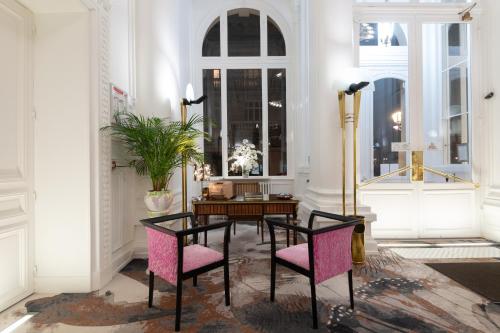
(141, 212), (232, 332)
(266, 210), (363, 329)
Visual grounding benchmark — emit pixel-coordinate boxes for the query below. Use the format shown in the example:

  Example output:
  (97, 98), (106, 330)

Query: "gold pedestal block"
(349, 216), (366, 264)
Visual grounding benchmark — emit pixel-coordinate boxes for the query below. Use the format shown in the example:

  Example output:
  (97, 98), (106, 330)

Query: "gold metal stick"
(353, 91), (362, 217)
(358, 166), (413, 188)
(338, 91), (347, 216)
(181, 102), (188, 245)
(423, 166), (480, 188)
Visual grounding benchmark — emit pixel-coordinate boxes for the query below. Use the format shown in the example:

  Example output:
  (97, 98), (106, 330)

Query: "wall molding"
(82, 0), (113, 291)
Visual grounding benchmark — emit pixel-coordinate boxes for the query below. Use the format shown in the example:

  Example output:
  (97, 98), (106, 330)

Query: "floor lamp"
(338, 81), (369, 264)
(181, 84), (207, 243)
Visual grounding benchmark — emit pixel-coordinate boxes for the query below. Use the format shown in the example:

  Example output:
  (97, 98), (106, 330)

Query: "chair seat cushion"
(183, 244), (224, 273)
(276, 243), (310, 270)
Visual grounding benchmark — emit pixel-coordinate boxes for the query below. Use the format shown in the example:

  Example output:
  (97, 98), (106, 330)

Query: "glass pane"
(372, 78), (408, 179)
(202, 19), (220, 57)
(267, 17), (286, 56)
(203, 69), (222, 176)
(228, 8), (260, 57)
(268, 69), (287, 176)
(227, 69), (263, 176)
(422, 23), (471, 183)
(359, 22), (410, 183)
(360, 23), (407, 47)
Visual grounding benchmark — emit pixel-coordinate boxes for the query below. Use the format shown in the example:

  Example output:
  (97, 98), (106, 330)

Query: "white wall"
(481, 0), (500, 241)
(110, 0), (134, 96)
(130, 0), (193, 256)
(34, 11), (92, 292)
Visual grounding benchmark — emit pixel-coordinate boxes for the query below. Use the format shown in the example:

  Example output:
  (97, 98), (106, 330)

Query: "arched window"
(200, 8), (288, 178)
(202, 18), (221, 57)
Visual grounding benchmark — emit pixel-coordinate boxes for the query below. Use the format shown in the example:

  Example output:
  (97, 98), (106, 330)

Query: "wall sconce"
(458, 2), (477, 22)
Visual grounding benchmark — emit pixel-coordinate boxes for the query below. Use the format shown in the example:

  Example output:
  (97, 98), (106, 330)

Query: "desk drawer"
(227, 204), (263, 216)
(264, 203), (296, 215)
(194, 204), (227, 215)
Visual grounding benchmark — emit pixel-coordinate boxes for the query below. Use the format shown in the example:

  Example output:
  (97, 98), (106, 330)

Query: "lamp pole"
(180, 86), (207, 245)
(181, 101), (189, 245)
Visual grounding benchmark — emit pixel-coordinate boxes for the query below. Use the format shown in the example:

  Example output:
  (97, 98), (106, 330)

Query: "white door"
(0, 0), (34, 311)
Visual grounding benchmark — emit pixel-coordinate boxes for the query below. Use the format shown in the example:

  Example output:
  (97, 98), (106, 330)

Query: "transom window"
(200, 8), (288, 178)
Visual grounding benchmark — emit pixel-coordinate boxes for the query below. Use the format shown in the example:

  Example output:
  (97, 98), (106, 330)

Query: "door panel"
(0, 0), (33, 311)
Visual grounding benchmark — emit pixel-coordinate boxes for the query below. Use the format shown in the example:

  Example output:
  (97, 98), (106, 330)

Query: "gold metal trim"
(338, 91), (347, 216)
(181, 101), (188, 245)
(411, 151), (424, 182)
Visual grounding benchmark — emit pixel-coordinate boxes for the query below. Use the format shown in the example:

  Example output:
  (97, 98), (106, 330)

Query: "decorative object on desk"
(194, 163), (212, 199)
(276, 193), (293, 200)
(208, 181), (234, 200)
(101, 111), (204, 217)
(228, 139), (262, 178)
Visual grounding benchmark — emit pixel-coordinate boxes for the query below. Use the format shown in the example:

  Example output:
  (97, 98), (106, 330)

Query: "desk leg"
(261, 217), (264, 243)
(293, 211), (298, 245)
(286, 214), (290, 248)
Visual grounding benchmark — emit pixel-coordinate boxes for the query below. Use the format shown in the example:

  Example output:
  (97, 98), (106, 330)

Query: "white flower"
(228, 139), (262, 174)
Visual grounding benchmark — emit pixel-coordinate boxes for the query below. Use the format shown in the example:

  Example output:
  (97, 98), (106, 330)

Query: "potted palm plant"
(103, 112), (204, 216)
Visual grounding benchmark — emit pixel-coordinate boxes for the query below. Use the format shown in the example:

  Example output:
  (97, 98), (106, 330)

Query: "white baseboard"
(35, 276), (92, 293)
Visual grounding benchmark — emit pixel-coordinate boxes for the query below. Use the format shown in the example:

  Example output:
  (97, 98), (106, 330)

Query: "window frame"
(354, 4), (481, 184)
(195, 8), (292, 180)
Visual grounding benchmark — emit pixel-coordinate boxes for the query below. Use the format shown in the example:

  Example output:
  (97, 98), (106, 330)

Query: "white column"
(481, 0), (500, 242)
(300, 0), (377, 253)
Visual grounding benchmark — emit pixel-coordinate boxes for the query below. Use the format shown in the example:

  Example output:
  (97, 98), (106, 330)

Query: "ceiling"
(17, 0), (87, 13)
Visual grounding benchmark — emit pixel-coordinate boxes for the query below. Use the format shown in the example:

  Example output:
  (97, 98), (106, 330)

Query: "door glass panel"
(359, 22), (409, 183)
(422, 23), (471, 183)
(202, 69), (222, 176)
(268, 69), (287, 176)
(227, 69), (263, 176)
(228, 9), (260, 57)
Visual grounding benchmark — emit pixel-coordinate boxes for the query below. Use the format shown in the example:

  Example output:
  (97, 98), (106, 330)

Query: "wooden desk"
(192, 196), (299, 246)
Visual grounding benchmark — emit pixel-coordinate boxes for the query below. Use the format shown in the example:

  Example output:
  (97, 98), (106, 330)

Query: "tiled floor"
(1, 226), (499, 332)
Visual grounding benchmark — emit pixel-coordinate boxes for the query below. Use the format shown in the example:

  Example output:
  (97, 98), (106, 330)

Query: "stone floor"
(1, 224), (499, 332)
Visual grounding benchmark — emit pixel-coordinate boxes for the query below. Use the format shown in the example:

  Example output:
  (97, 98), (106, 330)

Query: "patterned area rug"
(21, 224), (500, 332)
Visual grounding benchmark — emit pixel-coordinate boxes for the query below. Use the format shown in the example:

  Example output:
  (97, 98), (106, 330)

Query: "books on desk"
(244, 192), (263, 201)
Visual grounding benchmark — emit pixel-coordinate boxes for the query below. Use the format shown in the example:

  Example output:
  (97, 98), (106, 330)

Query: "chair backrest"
(146, 228), (179, 284)
(312, 226), (355, 284)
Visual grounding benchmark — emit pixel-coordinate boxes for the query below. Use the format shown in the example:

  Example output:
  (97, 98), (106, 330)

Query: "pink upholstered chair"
(266, 211), (363, 329)
(141, 212), (232, 331)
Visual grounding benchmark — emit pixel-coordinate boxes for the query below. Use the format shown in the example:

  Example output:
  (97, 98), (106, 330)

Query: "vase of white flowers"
(228, 139), (262, 177)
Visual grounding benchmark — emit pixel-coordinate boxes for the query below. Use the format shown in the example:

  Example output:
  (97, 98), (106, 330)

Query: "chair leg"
(233, 221), (236, 235)
(310, 277), (318, 329)
(348, 269), (354, 310)
(193, 275), (197, 287)
(224, 261), (230, 306)
(270, 258), (276, 302)
(148, 271), (154, 308)
(257, 220), (260, 235)
(175, 279), (183, 332)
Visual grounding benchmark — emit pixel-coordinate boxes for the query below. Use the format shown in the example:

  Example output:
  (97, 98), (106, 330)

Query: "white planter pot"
(144, 190), (173, 217)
